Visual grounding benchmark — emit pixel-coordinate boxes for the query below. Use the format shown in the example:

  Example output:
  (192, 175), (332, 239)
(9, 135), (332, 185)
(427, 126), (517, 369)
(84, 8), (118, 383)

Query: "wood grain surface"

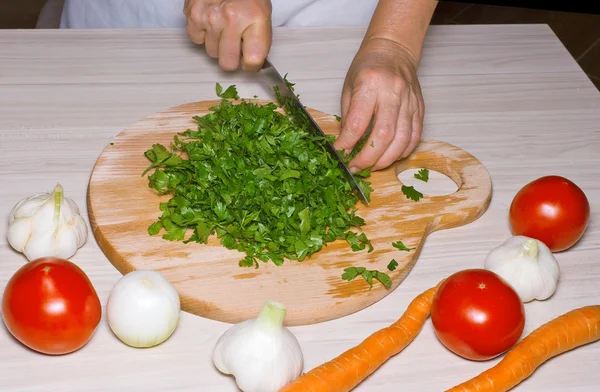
(1, 25), (599, 392)
(87, 100), (492, 325)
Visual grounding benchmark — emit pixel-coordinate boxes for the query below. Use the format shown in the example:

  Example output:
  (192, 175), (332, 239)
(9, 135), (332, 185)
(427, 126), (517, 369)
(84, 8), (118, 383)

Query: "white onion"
(107, 270), (180, 348)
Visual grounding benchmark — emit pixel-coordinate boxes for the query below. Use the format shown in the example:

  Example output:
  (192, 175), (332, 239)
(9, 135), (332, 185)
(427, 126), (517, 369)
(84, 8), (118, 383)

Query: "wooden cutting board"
(88, 100), (492, 326)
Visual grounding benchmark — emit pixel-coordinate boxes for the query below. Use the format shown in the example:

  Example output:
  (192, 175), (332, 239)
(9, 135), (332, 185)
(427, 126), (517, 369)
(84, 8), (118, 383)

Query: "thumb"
(241, 21), (272, 72)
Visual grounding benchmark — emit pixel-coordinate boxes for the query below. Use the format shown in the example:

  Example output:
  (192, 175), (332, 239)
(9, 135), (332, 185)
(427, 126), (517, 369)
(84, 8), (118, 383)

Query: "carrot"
(446, 305), (600, 392)
(279, 281), (442, 392)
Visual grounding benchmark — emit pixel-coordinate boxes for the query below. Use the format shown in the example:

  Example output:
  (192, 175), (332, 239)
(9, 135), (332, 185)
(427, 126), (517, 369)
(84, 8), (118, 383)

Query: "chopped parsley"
(215, 82), (240, 99)
(414, 168), (429, 182)
(341, 266), (392, 289)
(143, 82), (374, 269)
(387, 259), (398, 271)
(392, 240), (414, 251)
(401, 185), (423, 201)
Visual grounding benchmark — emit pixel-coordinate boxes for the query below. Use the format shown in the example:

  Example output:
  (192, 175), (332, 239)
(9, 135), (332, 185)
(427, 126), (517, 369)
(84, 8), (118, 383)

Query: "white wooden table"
(0, 24), (599, 391)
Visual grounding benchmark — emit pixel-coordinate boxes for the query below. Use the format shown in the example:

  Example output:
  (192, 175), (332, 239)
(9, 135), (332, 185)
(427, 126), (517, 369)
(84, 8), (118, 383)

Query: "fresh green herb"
(148, 221), (163, 236)
(392, 240), (414, 251)
(344, 231), (374, 252)
(370, 141), (375, 148)
(272, 75), (311, 132)
(110, 142), (114, 145)
(215, 82), (240, 99)
(273, 75), (374, 192)
(142, 143), (184, 176)
(144, 82), (373, 268)
(341, 267), (392, 289)
(401, 185), (423, 201)
(334, 115), (341, 122)
(414, 168), (429, 182)
(387, 259), (398, 271)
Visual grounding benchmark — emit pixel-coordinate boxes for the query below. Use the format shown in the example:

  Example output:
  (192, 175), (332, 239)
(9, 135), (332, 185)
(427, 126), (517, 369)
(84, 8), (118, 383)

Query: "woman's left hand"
(333, 38), (425, 173)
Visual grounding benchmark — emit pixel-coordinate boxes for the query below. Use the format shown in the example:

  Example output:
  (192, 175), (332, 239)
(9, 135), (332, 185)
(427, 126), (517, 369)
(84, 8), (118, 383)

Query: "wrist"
(360, 0), (438, 66)
(358, 36), (420, 68)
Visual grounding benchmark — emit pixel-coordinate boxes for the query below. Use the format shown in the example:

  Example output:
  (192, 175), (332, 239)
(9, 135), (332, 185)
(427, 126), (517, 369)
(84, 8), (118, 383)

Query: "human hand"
(333, 38), (425, 173)
(184, 0), (272, 71)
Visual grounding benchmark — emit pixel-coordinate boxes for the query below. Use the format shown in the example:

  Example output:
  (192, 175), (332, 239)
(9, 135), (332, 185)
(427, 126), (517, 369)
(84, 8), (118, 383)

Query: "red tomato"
(1, 257), (102, 355)
(431, 269), (525, 361)
(509, 175), (589, 252)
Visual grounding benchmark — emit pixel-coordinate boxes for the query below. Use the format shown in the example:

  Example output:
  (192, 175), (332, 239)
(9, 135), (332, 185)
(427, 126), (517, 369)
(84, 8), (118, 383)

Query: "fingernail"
(349, 167), (359, 174)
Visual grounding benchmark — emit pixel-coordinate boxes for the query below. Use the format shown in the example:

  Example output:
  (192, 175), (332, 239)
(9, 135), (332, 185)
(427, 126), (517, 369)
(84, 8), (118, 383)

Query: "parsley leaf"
(142, 143), (184, 176)
(334, 115), (341, 122)
(387, 259), (398, 271)
(144, 82), (374, 269)
(341, 266), (365, 281)
(401, 185), (423, 201)
(342, 267), (392, 289)
(345, 231), (374, 252)
(215, 82), (240, 99)
(392, 240), (414, 251)
(414, 168), (429, 182)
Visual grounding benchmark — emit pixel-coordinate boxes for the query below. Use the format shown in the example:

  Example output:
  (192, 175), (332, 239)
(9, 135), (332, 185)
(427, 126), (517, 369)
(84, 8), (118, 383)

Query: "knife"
(261, 58), (370, 206)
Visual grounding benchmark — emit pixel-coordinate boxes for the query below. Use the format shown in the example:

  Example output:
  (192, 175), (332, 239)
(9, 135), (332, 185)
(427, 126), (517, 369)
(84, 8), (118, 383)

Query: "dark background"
(0, 0), (598, 89)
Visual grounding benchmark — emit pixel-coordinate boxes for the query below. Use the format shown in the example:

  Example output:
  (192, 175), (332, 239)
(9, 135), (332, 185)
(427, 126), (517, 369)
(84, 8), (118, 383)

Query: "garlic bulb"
(484, 235), (560, 302)
(107, 270), (180, 348)
(212, 300), (304, 392)
(7, 184), (88, 261)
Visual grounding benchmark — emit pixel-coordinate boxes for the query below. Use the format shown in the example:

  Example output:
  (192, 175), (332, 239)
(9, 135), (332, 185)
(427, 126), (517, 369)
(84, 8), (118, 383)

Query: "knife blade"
(261, 58), (370, 206)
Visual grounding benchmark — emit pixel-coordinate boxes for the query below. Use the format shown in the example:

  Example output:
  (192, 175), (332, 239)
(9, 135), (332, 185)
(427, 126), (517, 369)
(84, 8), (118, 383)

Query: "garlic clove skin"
(8, 193), (48, 221)
(107, 270), (181, 348)
(6, 217), (33, 255)
(22, 227), (59, 261)
(484, 235), (560, 303)
(213, 301), (304, 392)
(7, 184), (88, 261)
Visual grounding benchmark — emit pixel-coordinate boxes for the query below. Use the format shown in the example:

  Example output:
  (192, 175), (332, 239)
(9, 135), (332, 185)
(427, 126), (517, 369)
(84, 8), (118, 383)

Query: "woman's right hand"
(184, 0), (273, 71)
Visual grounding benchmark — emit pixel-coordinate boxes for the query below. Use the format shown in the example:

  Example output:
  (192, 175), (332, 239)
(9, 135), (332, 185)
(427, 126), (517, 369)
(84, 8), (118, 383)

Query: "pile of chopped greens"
(143, 82), (375, 268)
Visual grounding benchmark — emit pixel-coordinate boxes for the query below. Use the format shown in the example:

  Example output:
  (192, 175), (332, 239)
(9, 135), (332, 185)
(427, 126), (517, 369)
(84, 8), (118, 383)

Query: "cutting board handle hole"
(396, 168), (459, 196)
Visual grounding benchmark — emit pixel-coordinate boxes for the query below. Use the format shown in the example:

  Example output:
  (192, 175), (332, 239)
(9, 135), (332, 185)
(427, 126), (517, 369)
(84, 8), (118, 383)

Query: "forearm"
(363, 0), (439, 64)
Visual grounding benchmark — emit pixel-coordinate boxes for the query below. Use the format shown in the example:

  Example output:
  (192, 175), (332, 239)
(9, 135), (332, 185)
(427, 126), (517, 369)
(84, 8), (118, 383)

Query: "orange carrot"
(279, 281), (443, 392)
(446, 305), (600, 392)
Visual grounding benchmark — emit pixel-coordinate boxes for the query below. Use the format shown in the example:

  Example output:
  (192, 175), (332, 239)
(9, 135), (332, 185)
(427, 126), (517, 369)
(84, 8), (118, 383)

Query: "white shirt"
(59, 0), (379, 28)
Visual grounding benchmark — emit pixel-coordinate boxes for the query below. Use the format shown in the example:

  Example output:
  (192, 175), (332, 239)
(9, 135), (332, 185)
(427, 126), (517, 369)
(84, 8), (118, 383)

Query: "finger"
(348, 97), (401, 173)
(186, 19), (206, 44)
(332, 88), (376, 155)
(397, 94), (424, 158)
(371, 106), (413, 170)
(399, 109), (424, 159)
(218, 26), (243, 71)
(183, 0), (194, 16)
(338, 86), (351, 141)
(241, 21), (272, 72)
(200, 7), (225, 59)
(184, 1), (206, 44)
(340, 79), (352, 121)
(204, 25), (222, 58)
